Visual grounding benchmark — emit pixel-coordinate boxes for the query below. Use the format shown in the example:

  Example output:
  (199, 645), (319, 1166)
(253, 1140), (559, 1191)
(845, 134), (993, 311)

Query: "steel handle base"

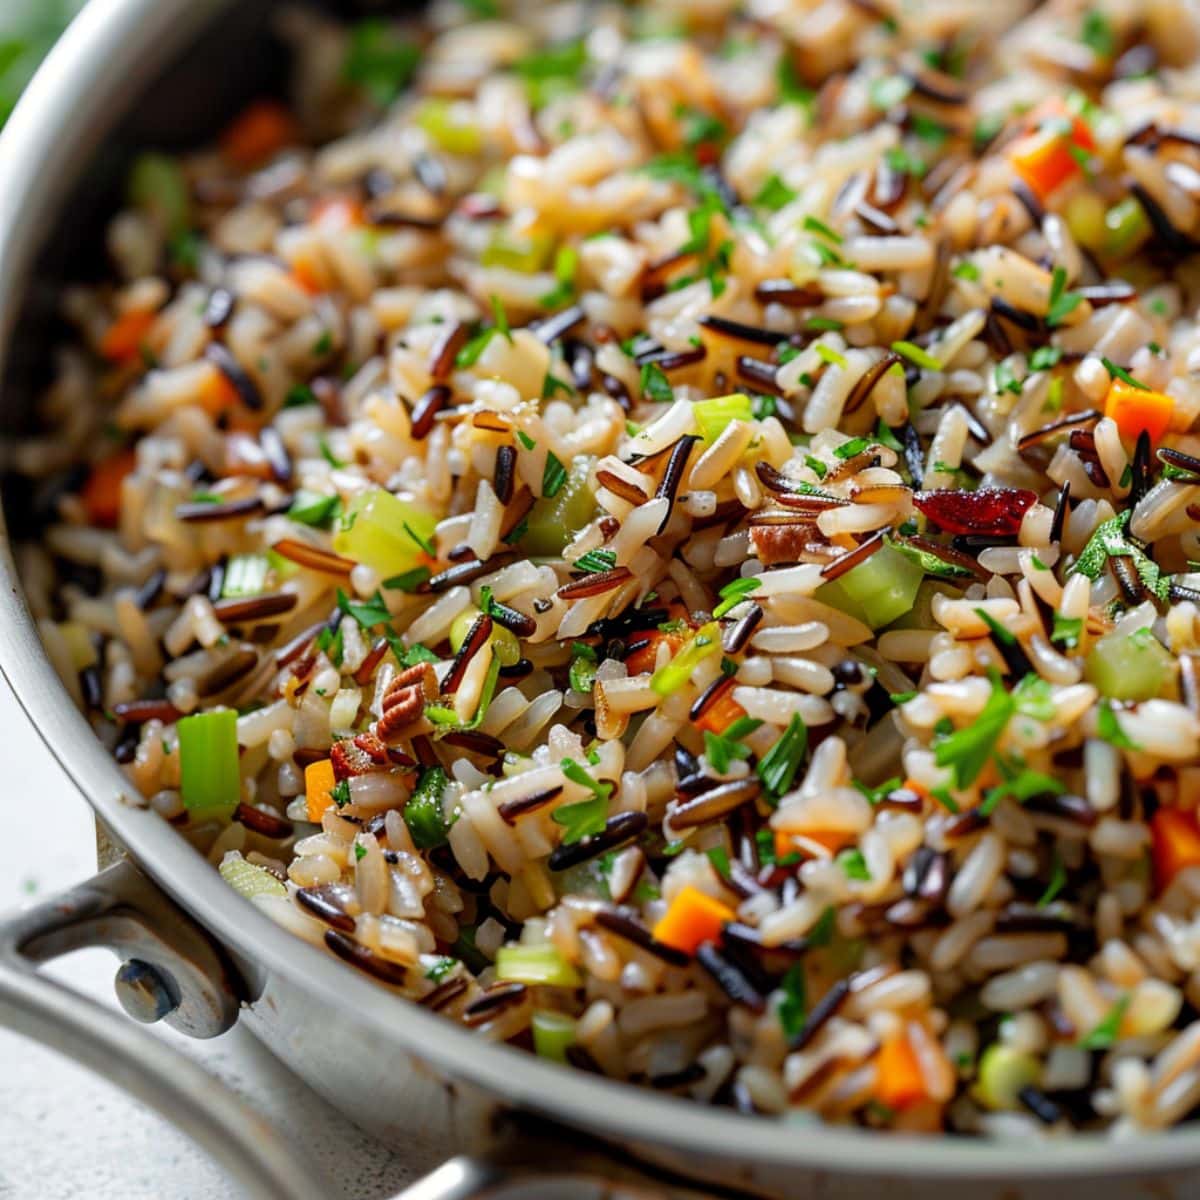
(0, 859), (327, 1200)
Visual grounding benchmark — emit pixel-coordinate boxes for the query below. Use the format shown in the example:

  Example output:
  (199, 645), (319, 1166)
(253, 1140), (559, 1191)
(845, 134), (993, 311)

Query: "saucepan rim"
(1, 0), (1198, 1180)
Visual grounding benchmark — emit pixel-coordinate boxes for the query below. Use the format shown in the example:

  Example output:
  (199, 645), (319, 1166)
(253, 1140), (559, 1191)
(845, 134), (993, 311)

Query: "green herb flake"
(1100, 356), (1149, 391)
(1047, 266), (1083, 328)
(383, 566), (431, 592)
(754, 173), (798, 211)
(756, 713), (808, 801)
(778, 963), (807, 1041)
(1038, 851), (1068, 908)
(713, 577), (761, 619)
(1079, 994), (1130, 1051)
(1097, 699), (1140, 749)
(891, 340), (943, 372)
(705, 846), (732, 880)
(343, 20), (421, 106)
(640, 362), (674, 404)
(1080, 9), (1115, 58)
(934, 672), (1014, 787)
(516, 430), (537, 451)
(542, 451), (568, 498)
(952, 260), (980, 282)
(574, 548), (617, 574)
(837, 847), (872, 881)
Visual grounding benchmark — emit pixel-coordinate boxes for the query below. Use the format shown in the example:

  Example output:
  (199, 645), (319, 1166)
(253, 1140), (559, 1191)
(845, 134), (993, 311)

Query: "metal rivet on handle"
(114, 958), (180, 1024)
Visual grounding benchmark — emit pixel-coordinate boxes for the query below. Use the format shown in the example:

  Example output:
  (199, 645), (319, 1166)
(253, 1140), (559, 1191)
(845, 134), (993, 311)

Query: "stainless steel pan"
(1, 3), (1198, 1196)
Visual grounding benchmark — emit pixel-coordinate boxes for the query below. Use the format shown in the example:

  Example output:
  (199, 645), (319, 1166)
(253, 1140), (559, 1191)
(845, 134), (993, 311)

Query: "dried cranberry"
(912, 487), (1038, 537)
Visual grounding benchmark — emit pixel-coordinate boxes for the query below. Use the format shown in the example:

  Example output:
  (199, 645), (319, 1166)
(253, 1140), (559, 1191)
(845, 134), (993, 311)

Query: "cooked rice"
(18, 0), (1200, 1139)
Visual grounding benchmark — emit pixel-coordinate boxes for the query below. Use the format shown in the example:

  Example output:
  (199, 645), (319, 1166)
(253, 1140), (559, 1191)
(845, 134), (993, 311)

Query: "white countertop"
(0, 678), (423, 1199)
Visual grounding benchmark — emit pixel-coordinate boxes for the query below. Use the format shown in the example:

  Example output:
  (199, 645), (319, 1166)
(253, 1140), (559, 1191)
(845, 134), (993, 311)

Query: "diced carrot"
(80, 448), (137, 528)
(311, 196), (365, 233)
(100, 308), (156, 364)
(692, 680), (747, 735)
(1151, 808), (1200, 892)
(1009, 100), (1096, 204)
(198, 363), (242, 419)
(625, 629), (687, 676)
(1105, 378), (1174, 445)
(652, 884), (735, 955)
(875, 1033), (927, 1111)
(902, 777), (930, 800)
(305, 759), (337, 823)
(220, 100), (297, 170)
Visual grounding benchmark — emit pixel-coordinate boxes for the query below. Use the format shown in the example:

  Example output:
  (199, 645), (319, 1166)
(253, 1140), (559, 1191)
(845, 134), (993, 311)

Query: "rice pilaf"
(17, 0), (1200, 1137)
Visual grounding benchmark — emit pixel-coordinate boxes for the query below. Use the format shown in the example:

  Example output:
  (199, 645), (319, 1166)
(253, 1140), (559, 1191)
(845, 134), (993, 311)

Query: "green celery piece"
(221, 553), (270, 599)
(1084, 630), (1172, 701)
(650, 622), (721, 696)
(403, 767), (451, 849)
(332, 488), (437, 577)
(495, 944), (581, 987)
(521, 455), (597, 556)
(531, 1010), (577, 1061)
(814, 543), (924, 630)
(178, 709), (241, 818)
(218, 852), (286, 899)
(693, 393), (752, 442)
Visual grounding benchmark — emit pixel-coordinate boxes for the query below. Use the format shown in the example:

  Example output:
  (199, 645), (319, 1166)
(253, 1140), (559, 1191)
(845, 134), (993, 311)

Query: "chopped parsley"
(934, 672), (1014, 787)
(1046, 267), (1083, 327)
(1100, 356), (1149, 391)
(754, 173), (798, 211)
(778, 963), (807, 1040)
(1079, 994), (1129, 1050)
(837, 848), (872, 881)
(1038, 851), (1068, 908)
(756, 713), (808, 801)
(343, 19), (420, 106)
(703, 715), (763, 773)
(542, 452), (568, 498)
(574, 548), (617, 574)
(640, 362), (674, 404)
(383, 566), (431, 592)
(891, 340), (943, 372)
(1051, 614), (1083, 649)
(1097, 699), (1140, 749)
(553, 757), (613, 843)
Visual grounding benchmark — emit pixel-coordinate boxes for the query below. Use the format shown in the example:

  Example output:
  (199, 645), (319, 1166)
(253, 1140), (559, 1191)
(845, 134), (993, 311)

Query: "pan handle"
(0, 858), (329, 1200)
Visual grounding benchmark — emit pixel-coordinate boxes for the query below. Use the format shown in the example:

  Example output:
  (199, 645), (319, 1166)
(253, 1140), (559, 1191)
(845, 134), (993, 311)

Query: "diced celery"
(128, 153), (191, 239)
(886, 580), (963, 631)
(480, 227), (553, 273)
(815, 543), (924, 630)
(266, 548), (301, 579)
(450, 606), (521, 666)
(59, 621), (98, 671)
(404, 766), (451, 850)
(532, 1010), (577, 1062)
(1064, 190), (1106, 253)
(522, 456), (597, 556)
(449, 607), (482, 652)
(494, 944), (581, 988)
(1085, 628), (1172, 701)
(1103, 197), (1150, 258)
(332, 488), (437, 577)
(974, 1043), (1040, 1111)
(219, 851), (286, 899)
(693, 393), (753, 442)
(651, 621), (721, 696)
(178, 709), (241, 819)
(222, 553), (270, 598)
(416, 99), (483, 155)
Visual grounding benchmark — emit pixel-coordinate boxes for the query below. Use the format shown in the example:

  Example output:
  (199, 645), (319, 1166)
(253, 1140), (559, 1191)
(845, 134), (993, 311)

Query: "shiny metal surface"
(1, 2), (1200, 1196)
(0, 861), (329, 1200)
